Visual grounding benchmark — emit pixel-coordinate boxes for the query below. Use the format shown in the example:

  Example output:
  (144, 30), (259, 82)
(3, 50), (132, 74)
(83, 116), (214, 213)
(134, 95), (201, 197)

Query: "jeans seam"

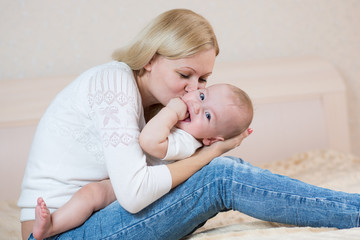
(225, 176), (360, 210)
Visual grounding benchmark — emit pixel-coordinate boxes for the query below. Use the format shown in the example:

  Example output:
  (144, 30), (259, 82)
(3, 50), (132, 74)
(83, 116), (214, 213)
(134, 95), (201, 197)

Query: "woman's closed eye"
(199, 78), (207, 83)
(179, 73), (189, 79)
(179, 72), (207, 83)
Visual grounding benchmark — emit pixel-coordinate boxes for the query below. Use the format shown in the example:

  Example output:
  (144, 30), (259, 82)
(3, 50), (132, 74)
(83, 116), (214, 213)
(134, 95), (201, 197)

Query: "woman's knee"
(207, 156), (247, 171)
(201, 156), (240, 180)
(206, 156), (263, 178)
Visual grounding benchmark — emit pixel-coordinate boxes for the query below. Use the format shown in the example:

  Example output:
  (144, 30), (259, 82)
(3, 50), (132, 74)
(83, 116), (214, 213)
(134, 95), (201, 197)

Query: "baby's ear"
(202, 136), (225, 146)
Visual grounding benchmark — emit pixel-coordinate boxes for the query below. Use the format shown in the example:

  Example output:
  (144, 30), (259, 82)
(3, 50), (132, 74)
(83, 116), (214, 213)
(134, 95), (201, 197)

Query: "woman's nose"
(184, 79), (198, 92)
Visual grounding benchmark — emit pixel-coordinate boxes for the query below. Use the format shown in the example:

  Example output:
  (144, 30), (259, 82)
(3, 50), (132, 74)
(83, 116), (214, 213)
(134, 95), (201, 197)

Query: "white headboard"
(0, 57), (351, 201)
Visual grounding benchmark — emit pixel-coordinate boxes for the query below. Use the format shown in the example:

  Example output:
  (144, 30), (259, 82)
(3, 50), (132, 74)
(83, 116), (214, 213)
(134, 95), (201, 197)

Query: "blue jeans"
(30, 156), (360, 240)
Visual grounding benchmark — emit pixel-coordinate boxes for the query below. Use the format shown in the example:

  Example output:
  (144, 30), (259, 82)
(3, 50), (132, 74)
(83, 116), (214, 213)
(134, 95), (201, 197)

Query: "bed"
(1, 57), (359, 239)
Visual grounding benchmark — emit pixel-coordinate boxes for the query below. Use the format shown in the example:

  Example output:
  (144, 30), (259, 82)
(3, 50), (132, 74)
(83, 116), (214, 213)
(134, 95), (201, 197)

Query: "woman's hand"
(167, 128), (253, 188)
(206, 128), (253, 157)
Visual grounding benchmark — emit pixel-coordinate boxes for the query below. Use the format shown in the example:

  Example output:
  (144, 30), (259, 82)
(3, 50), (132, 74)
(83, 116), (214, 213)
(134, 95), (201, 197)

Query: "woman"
(19, 9), (359, 240)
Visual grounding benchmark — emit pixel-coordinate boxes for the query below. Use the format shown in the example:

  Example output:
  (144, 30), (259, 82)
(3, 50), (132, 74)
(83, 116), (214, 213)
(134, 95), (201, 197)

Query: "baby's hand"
(166, 98), (188, 120)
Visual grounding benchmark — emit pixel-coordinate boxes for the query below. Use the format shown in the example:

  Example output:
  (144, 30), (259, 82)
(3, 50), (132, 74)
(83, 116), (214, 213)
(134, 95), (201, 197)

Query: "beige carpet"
(1, 150), (359, 239)
(0, 200), (20, 240)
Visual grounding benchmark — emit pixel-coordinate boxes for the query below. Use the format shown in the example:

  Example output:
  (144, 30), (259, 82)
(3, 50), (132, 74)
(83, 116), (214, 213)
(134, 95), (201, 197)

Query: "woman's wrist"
(196, 145), (223, 163)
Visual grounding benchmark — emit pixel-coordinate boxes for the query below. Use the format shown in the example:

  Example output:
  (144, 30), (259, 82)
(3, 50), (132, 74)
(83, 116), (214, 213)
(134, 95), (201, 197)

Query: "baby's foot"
(33, 197), (51, 240)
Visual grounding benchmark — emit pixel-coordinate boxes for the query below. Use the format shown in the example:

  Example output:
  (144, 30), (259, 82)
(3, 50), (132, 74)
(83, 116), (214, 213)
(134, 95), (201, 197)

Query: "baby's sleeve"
(162, 128), (203, 161)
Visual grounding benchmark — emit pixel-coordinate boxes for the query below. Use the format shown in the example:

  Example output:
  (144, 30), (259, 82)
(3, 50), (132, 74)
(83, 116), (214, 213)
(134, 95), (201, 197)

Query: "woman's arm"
(139, 98), (187, 159)
(167, 129), (251, 188)
(90, 64), (173, 214)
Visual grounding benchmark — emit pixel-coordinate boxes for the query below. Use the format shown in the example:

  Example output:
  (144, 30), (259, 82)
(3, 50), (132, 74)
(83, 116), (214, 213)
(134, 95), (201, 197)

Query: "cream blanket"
(1, 150), (359, 239)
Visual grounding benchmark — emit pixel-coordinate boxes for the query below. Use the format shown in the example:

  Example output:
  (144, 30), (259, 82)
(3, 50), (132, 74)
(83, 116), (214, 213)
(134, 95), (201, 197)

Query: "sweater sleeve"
(88, 62), (172, 213)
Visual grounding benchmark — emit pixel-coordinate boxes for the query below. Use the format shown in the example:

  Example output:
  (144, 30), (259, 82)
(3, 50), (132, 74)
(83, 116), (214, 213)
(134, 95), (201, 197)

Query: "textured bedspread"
(1, 150), (359, 239)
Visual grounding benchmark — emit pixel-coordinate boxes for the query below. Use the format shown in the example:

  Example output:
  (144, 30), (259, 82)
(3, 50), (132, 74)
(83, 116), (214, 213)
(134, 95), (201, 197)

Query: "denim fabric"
(30, 156), (360, 240)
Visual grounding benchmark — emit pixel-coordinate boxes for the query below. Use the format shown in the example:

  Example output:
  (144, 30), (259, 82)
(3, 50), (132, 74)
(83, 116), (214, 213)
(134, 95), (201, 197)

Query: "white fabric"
(163, 128), (202, 161)
(17, 61), (172, 221)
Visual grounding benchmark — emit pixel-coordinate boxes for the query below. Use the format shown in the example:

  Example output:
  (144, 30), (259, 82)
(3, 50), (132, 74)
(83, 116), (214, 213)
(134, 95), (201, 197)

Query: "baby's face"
(176, 84), (241, 143)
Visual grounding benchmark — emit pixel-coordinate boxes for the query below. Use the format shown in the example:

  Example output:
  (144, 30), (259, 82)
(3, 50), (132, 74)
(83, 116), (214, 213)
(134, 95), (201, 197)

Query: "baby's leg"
(32, 179), (115, 239)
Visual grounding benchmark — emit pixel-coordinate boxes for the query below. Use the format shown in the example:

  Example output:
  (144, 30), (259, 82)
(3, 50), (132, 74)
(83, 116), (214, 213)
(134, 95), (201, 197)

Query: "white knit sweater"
(18, 62), (172, 221)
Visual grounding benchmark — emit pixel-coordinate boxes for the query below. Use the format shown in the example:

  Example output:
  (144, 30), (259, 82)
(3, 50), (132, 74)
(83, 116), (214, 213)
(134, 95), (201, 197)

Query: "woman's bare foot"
(33, 197), (52, 240)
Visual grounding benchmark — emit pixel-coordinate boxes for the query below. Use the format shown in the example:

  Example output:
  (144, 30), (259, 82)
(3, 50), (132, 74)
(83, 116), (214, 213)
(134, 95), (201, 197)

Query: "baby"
(32, 83), (253, 240)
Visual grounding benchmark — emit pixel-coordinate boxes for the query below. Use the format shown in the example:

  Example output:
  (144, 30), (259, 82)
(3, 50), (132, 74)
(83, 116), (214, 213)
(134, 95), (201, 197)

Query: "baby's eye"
(199, 92), (205, 101)
(205, 112), (211, 121)
(199, 78), (207, 83)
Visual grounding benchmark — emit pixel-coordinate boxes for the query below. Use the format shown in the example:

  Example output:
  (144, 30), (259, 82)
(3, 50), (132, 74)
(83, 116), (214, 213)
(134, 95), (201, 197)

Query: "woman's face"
(145, 49), (216, 106)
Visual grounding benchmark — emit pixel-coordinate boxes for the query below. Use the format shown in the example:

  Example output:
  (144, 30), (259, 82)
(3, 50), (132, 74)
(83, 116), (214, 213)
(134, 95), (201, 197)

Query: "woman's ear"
(202, 136), (225, 146)
(144, 54), (158, 71)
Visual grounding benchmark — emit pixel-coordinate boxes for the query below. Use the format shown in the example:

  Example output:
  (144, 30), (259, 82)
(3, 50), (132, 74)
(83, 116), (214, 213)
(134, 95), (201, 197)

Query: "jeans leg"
(216, 156), (360, 229)
(30, 156), (360, 240)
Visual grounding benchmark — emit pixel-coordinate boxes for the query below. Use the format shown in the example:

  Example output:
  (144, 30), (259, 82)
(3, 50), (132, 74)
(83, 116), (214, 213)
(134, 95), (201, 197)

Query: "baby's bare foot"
(33, 197), (51, 240)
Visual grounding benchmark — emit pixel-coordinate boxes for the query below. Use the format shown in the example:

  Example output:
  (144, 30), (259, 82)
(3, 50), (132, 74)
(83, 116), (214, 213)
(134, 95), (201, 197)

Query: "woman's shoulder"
(83, 61), (133, 77)
(77, 61), (137, 90)
(85, 62), (140, 104)
(100, 61), (132, 71)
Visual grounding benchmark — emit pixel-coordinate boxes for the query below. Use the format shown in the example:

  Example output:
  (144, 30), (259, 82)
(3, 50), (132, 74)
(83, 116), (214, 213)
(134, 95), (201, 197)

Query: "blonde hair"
(112, 9), (219, 77)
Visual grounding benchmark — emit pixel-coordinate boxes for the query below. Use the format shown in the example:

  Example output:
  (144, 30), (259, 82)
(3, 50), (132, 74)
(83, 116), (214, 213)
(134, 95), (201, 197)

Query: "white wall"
(1, 0), (359, 154)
